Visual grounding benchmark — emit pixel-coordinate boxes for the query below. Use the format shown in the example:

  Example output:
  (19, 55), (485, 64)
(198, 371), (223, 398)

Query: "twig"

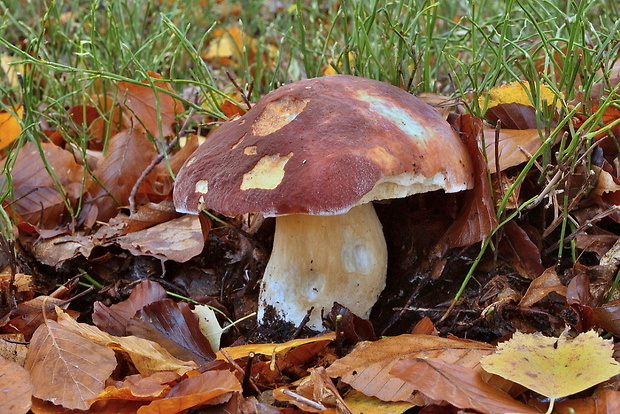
(281, 389), (327, 411)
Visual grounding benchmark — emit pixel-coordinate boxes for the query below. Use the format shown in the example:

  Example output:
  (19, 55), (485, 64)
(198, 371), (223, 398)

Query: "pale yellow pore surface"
(252, 96), (309, 136)
(258, 203), (388, 329)
(241, 153), (293, 190)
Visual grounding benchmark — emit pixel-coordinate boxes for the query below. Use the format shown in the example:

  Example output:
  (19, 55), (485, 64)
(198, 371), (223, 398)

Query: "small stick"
(281, 389), (327, 411)
(292, 306), (314, 339)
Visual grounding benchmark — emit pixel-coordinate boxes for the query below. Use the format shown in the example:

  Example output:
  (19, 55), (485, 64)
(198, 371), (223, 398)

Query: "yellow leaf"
(480, 330), (620, 401)
(481, 81), (561, 109)
(343, 389), (414, 414)
(0, 105), (23, 150)
(216, 332), (335, 360)
(1, 55), (24, 88)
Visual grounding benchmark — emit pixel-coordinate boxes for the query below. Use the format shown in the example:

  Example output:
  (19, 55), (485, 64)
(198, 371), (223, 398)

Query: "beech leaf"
(88, 128), (157, 222)
(217, 332), (335, 360)
(117, 72), (181, 139)
(480, 331), (620, 401)
(92, 279), (167, 336)
(24, 318), (117, 410)
(391, 358), (539, 414)
(0, 356), (32, 414)
(137, 369), (242, 414)
(326, 334), (502, 404)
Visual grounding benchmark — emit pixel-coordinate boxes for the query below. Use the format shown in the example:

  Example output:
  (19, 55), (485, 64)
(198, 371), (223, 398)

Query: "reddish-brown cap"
(174, 75), (473, 217)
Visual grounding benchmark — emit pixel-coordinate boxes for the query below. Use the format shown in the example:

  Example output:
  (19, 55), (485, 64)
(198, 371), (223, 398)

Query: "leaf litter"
(1, 21), (620, 414)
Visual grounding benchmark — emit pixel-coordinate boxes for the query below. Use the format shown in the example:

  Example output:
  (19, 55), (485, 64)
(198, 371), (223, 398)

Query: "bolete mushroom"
(173, 75), (474, 330)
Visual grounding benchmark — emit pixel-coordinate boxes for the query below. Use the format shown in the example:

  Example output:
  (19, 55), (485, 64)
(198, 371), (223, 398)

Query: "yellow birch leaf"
(481, 81), (561, 109)
(0, 105), (23, 150)
(480, 330), (620, 401)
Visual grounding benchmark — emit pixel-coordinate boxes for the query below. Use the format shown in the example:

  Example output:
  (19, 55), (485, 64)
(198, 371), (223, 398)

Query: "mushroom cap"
(174, 75), (474, 217)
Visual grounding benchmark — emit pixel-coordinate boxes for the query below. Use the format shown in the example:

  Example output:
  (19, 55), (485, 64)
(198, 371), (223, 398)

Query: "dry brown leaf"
(438, 115), (497, 252)
(92, 279), (167, 336)
(0, 333), (29, 366)
(498, 221), (545, 279)
(519, 267), (567, 307)
(57, 309), (198, 376)
(30, 397), (146, 413)
(1, 142), (83, 228)
(93, 371), (180, 402)
(274, 367), (353, 413)
(25, 318), (117, 410)
(117, 214), (204, 262)
(1, 296), (75, 338)
(0, 356), (32, 414)
(593, 301), (620, 336)
(391, 358), (539, 414)
(117, 72), (182, 140)
(149, 135), (200, 198)
(30, 233), (95, 267)
(137, 369), (242, 414)
(485, 103), (539, 130)
(483, 128), (542, 174)
(127, 299), (216, 364)
(87, 128), (157, 222)
(121, 201), (181, 234)
(326, 334), (500, 404)
(551, 389), (620, 413)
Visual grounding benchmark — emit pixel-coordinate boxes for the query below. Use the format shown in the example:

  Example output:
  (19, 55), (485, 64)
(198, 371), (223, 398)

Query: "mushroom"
(173, 75), (474, 330)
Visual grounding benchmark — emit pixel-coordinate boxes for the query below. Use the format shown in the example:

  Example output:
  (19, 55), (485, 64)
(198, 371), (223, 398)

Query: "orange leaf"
(87, 129), (157, 222)
(0, 105), (22, 150)
(391, 358), (539, 414)
(117, 72), (182, 139)
(93, 372), (180, 402)
(1, 142), (83, 228)
(137, 370), (242, 414)
(0, 356), (32, 414)
(217, 332), (336, 360)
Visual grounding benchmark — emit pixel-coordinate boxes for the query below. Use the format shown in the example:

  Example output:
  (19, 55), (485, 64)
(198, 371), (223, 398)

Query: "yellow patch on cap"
(252, 96), (309, 136)
(241, 153), (293, 190)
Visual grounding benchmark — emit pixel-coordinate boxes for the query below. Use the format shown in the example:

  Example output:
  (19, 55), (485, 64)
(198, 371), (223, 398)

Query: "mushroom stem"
(258, 203), (388, 330)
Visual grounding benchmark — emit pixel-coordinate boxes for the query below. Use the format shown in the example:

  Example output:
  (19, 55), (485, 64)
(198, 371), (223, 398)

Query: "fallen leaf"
(25, 318), (117, 410)
(193, 304), (224, 352)
(0, 105), (23, 150)
(434, 114), (497, 256)
(550, 388), (620, 413)
(480, 331), (620, 402)
(326, 334), (502, 404)
(483, 128), (543, 174)
(1, 142), (83, 228)
(117, 214), (204, 262)
(275, 367), (352, 413)
(481, 81), (561, 109)
(391, 358), (539, 414)
(217, 332), (335, 360)
(0, 356), (32, 414)
(519, 267), (567, 307)
(92, 279), (167, 336)
(499, 221), (545, 279)
(486, 103), (539, 130)
(57, 309), (197, 376)
(92, 371), (180, 402)
(87, 129), (157, 222)
(127, 299), (216, 364)
(117, 72), (182, 139)
(342, 388), (414, 414)
(137, 369), (242, 414)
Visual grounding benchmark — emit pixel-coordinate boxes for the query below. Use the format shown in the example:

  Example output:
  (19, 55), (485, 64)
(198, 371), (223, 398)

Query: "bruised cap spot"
(252, 96), (309, 136)
(195, 180), (209, 194)
(241, 153), (293, 190)
(354, 91), (429, 146)
(244, 145), (257, 155)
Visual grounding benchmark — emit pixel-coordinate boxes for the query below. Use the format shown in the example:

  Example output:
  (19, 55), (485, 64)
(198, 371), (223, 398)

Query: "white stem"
(258, 203), (388, 330)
